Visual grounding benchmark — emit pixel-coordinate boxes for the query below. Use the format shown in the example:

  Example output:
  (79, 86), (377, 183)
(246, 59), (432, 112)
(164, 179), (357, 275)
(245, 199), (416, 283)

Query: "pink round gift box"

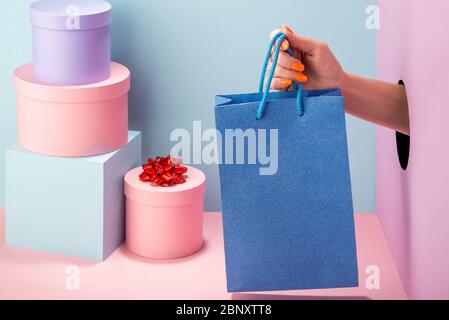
(30, 0), (112, 85)
(125, 166), (206, 260)
(14, 62), (130, 157)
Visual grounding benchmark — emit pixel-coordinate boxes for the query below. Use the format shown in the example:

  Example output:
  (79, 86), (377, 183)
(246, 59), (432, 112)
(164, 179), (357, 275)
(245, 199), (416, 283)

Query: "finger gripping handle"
(257, 31), (304, 120)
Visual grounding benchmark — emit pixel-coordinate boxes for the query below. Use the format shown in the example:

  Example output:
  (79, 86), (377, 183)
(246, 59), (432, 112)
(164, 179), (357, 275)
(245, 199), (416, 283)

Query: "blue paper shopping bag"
(215, 32), (358, 292)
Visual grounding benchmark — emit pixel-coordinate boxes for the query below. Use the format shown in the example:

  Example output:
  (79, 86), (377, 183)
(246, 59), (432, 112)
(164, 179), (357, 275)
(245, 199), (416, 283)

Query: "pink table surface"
(0, 208), (406, 300)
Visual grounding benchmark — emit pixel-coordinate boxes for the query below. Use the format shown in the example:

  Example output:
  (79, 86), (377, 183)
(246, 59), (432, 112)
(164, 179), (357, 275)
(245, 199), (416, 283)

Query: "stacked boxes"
(5, 0), (141, 261)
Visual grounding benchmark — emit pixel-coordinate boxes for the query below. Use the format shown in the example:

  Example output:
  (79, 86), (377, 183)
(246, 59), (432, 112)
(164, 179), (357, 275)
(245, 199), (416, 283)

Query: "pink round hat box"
(30, 0), (112, 85)
(14, 62), (130, 157)
(125, 166), (206, 260)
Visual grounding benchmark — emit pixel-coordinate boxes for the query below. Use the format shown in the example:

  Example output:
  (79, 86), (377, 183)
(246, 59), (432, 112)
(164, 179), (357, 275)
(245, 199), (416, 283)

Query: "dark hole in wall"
(396, 80), (410, 171)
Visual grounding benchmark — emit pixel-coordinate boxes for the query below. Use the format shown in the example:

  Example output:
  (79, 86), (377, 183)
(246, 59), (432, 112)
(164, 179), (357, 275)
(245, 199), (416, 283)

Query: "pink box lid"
(125, 166), (206, 207)
(30, 0), (112, 30)
(14, 62), (130, 103)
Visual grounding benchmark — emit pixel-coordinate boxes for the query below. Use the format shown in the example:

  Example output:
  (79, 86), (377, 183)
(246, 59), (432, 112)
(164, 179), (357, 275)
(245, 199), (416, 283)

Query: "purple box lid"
(30, 0), (112, 30)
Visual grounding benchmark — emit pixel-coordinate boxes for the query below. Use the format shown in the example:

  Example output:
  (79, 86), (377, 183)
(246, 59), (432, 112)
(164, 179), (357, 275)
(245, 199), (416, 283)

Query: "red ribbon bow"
(139, 155), (188, 187)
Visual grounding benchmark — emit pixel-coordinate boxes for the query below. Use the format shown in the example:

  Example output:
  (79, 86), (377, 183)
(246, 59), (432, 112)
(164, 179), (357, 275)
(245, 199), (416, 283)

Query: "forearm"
(339, 72), (410, 135)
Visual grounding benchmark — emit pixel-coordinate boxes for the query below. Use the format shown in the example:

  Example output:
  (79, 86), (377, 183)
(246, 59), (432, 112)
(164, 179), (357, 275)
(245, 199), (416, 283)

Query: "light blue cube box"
(5, 131), (142, 261)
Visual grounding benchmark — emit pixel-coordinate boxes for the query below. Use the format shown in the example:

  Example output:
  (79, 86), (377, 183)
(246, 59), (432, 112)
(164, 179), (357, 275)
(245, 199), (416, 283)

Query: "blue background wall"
(0, 0), (376, 212)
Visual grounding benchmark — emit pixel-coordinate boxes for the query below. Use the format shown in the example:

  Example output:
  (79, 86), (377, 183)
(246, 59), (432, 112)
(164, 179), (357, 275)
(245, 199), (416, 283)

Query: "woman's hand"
(269, 25), (410, 135)
(269, 25), (345, 91)
(268, 26), (410, 134)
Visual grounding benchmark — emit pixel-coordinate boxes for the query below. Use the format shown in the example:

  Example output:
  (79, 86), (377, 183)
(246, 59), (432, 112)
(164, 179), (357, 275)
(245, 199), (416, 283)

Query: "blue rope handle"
(257, 32), (304, 120)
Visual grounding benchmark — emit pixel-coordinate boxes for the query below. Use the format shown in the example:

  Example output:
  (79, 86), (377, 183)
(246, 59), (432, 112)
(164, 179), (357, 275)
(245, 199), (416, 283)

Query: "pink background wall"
(377, 0), (449, 299)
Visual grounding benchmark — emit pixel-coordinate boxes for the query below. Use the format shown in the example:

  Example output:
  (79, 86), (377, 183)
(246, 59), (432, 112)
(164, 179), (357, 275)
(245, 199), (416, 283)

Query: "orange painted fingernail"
(295, 73), (308, 82)
(280, 39), (289, 51)
(282, 25), (293, 34)
(281, 79), (292, 87)
(292, 62), (305, 72)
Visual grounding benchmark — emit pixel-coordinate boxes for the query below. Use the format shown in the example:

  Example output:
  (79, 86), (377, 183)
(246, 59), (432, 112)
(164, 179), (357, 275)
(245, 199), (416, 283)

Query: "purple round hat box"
(30, 0), (112, 85)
